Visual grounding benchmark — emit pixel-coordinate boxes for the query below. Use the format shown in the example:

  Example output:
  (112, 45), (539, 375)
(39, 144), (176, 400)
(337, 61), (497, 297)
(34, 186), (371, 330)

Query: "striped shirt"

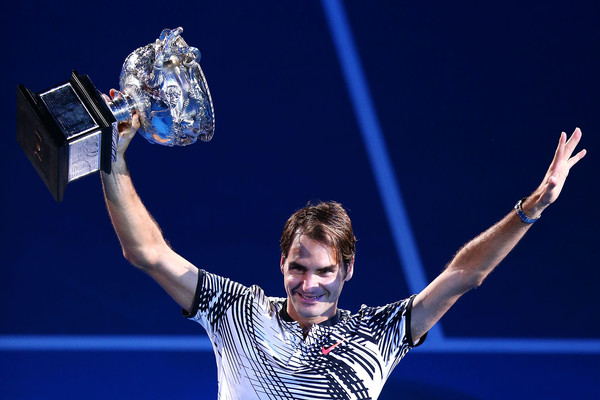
(186, 270), (423, 400)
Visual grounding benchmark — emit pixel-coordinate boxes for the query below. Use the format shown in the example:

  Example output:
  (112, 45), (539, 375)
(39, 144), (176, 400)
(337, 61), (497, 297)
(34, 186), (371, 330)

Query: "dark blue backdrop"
(2, 1), (599, 399)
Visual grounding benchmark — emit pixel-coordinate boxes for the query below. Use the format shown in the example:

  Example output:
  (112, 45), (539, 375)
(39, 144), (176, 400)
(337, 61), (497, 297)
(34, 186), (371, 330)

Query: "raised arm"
(411, 128), (587, 343)
(101, 90), (198, 313)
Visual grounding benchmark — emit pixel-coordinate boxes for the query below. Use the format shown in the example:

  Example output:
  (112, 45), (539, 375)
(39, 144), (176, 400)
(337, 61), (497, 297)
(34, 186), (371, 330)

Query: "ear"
(344, 256), (355, 281)
(280, 254), (286, 274)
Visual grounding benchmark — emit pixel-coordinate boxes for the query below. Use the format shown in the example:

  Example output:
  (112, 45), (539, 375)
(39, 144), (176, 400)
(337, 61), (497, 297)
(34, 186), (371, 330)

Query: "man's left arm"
(411, 128), (587, 344)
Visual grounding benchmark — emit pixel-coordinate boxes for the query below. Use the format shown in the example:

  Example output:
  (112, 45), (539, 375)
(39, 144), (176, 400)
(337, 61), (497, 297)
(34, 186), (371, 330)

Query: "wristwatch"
(514, 197), (539, 224)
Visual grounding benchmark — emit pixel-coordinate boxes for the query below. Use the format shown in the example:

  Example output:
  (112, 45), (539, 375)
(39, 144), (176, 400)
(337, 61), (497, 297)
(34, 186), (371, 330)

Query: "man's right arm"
(101, 98), (198, 313)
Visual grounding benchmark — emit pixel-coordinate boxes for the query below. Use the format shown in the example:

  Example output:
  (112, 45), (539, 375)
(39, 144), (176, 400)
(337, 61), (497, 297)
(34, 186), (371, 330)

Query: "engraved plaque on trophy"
(16, 27), (215, 202)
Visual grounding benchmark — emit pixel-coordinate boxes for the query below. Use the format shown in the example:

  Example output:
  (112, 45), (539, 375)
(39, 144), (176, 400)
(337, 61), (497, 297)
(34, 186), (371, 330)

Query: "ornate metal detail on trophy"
(108, 27), (215, 147)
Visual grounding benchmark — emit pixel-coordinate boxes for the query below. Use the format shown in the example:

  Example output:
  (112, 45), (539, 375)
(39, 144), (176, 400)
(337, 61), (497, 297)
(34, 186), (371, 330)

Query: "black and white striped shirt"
(186, 270), (422, 400)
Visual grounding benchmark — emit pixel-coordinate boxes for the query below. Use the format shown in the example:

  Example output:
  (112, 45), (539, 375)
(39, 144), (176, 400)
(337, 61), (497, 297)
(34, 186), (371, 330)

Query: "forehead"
(287, 234), (338, 265)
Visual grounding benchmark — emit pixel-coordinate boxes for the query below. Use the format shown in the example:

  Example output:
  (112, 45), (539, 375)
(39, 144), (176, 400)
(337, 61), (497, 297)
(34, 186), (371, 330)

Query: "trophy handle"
(106, 91), (138, 123)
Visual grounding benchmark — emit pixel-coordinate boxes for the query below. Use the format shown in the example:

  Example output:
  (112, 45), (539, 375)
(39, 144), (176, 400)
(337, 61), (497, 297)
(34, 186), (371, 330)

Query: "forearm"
(101, 156), (169, 270)
(447, 193), (547, 290)
(411, 194), (546, 341)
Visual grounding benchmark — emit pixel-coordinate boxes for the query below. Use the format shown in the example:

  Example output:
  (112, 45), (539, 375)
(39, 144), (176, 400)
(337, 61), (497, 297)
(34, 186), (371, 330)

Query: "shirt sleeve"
(404, 294), (428, 347)
(359, 294), (427, 367)
(182, 269), (251, 336)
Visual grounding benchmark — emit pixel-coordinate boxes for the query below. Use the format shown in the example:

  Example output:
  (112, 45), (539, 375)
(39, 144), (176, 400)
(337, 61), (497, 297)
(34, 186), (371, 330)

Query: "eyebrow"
(288, 262), (337, 272)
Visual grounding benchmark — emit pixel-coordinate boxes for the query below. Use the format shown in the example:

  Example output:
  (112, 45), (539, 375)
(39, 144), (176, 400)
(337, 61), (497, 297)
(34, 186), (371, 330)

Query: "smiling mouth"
(297, 293), (324, 301)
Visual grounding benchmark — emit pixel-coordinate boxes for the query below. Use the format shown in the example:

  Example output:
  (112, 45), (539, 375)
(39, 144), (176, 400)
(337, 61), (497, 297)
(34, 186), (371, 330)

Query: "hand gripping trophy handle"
(16, 27), (215, 201)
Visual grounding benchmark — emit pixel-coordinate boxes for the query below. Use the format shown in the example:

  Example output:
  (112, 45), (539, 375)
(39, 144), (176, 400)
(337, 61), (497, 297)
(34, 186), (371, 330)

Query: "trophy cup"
(16, 27), (215, 202)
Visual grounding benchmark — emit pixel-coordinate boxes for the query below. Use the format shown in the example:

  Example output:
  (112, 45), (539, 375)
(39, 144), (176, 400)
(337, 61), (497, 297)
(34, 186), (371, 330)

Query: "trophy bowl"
(109, 27), (215, 147)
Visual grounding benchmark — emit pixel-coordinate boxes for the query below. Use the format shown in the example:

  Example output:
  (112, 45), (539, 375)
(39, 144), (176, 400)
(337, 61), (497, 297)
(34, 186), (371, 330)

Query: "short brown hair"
(280, 201), (356, 270)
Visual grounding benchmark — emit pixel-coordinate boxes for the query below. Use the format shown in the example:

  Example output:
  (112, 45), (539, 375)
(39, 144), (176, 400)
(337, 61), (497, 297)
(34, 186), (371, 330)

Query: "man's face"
(280, 234), (354, 330)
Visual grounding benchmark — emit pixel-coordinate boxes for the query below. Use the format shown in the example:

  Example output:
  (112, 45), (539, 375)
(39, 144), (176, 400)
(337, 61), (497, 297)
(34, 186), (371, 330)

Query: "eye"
(318, 267), (336, 275)
(288, 263), (306, 274)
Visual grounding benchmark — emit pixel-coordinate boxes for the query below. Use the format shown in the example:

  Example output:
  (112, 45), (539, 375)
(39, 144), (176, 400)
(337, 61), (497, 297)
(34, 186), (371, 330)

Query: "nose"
(302, 273), (319, 291)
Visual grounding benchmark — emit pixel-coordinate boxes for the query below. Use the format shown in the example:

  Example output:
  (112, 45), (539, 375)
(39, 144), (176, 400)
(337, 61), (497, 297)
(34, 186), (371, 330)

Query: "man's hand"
(525, 128), (587, 218)
(105, 89), (141, 158)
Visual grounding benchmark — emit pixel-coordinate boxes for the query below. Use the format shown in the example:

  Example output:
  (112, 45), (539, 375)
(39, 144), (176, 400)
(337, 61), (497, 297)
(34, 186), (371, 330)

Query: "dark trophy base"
(17, 71), (118, 202)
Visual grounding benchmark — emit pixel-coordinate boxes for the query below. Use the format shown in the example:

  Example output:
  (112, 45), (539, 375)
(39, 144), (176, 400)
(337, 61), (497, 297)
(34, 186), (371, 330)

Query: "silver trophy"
(17, 27), (214, 201)
(108, 27), (214, 146)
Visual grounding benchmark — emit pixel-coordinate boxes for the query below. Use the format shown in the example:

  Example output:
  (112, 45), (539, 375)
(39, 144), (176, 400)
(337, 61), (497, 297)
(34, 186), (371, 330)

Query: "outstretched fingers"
(565, 128), (583, 155)
(539, 128), (586, 207)
(565, 128), (587, 168)
(553, 128), (586, 170)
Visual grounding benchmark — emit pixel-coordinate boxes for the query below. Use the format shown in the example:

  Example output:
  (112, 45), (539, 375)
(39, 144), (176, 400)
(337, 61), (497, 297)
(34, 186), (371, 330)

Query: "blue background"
(2, 1), (599, 399)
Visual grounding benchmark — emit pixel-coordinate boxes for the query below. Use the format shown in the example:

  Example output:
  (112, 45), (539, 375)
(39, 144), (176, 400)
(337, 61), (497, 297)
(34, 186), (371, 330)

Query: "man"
(101, 91), (586, 399)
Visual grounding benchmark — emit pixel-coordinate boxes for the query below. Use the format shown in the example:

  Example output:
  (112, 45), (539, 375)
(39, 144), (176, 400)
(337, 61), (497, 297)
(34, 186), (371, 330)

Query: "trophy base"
(17, 71), (118, 202)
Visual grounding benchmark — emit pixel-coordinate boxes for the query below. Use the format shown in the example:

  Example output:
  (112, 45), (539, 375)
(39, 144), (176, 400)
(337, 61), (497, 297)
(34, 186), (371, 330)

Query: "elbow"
(470, 276), (485, 290)
(122, 248), (142, 268)
(122, 245), (164, 271)
(447, 267), (487, 294)
(463, 270), (487, 290)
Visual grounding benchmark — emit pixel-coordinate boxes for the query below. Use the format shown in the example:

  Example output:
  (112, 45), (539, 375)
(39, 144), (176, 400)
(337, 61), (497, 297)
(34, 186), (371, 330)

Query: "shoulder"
(189, 270), (276, 318)
(355, 296), (415, 319)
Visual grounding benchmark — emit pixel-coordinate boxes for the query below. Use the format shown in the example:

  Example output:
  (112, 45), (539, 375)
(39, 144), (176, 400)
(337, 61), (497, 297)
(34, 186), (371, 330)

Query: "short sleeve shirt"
(185, 270), (423, 400)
